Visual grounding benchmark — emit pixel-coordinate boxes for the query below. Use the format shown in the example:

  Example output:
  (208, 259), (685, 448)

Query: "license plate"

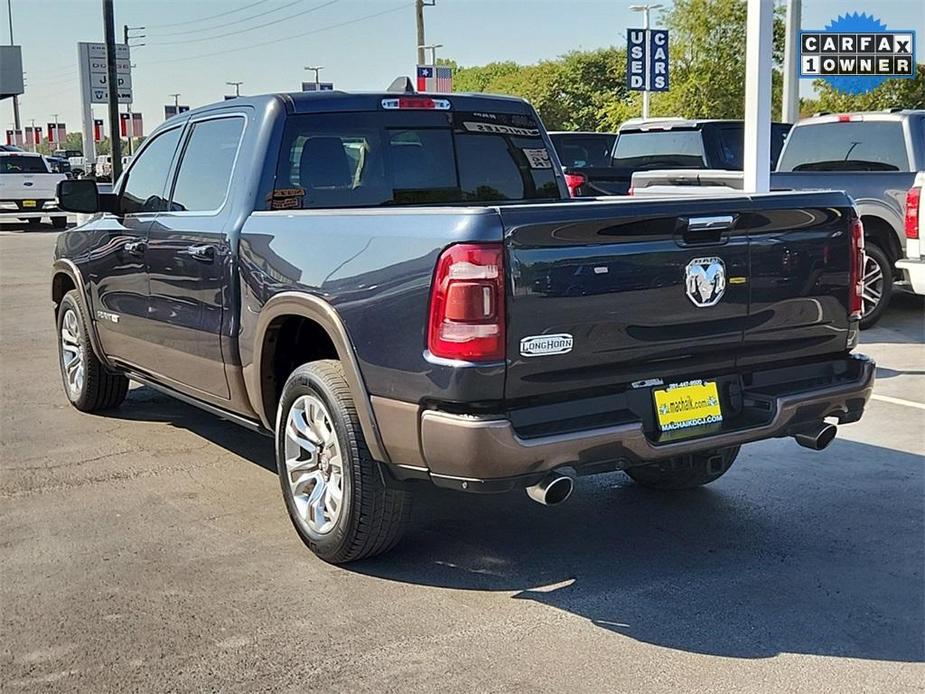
(653, 380), (723, 432)
(22, 200), (36, 208)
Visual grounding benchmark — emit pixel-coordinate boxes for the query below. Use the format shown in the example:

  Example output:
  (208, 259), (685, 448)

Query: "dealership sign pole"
(627, 4), (668, 119)
(743, 0), (774, 193)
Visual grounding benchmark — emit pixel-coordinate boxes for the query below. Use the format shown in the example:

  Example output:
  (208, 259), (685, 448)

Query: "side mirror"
(56, 179), (119, 214)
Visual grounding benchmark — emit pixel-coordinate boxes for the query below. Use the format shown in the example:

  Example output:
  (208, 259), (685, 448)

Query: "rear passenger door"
(143, 114), (246, 400)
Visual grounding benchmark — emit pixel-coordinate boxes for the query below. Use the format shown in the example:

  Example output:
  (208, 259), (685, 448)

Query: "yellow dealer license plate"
(22, 200), (36, 208)
(654, 380), (723, 432)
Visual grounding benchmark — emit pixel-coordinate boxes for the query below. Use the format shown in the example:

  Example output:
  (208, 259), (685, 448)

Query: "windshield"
(269, 110), (562, 209)
(716, 124), (791, 169)
(611, 130), (706, 170)
(0, 156), (49, 174)
(550, 133), (616, 168)
(777, 121), (909, 172)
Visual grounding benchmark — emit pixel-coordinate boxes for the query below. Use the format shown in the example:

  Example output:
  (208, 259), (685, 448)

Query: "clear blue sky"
(5, 0), (924, 138)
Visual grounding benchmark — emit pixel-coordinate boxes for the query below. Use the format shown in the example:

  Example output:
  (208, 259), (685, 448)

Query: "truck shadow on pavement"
(111, 388), (923, 663)
(352, 439), (924, 664)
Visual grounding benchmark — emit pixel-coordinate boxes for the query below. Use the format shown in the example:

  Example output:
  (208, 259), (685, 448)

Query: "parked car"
(95, 154), (112, 180)
(896, 171), (924, 295)
(52, 91), (874, 563)
(55, 149), (87, 177)
(0, 151), (67, 228)
(563, 119), (792, 197)
(45, 154), (72, 176)
(629, 110), (925, 327)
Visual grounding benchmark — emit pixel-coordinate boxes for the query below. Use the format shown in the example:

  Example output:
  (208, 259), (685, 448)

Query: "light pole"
(169, 93), (180, 109)
(29, 118), (35, 152)
(414, 0), (436, 66)
(51, 113), (59, 150)
(781, 0), (802, 123)
(418, 43), (443, 66)
(226, 81), (243, 97)
(629, 3), (663, 120)
(304, 66), (324, 91)
(6, 0), (21, 130)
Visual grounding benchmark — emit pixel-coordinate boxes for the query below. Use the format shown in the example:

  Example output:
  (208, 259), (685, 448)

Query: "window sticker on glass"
(267, 187), (305, 210)
(522, 147), (552, 169)
(462, 122), (540, 137)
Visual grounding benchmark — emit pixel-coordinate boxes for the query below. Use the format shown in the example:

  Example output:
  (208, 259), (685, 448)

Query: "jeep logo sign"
(520, 334), (574, 357)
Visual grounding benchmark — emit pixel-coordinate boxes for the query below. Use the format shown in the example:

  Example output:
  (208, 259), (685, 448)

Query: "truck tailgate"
(0, 173), (61, 202)
(501, 191), (855, 404)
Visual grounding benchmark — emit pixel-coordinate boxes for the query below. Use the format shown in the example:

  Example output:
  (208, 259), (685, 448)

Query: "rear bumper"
(896, 258), (925, 296)
(374, 354), (875, 492)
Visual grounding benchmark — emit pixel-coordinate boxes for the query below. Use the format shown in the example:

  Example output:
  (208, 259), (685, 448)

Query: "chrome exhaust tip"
(526, 472), (574, 506)
(794, 422), (838, 451)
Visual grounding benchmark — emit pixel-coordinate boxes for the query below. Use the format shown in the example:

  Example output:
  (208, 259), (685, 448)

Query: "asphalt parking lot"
(1, 228), (923, 693)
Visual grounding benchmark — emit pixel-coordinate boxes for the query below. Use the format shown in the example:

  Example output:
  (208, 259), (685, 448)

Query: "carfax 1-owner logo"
(800, 12), (916, 94)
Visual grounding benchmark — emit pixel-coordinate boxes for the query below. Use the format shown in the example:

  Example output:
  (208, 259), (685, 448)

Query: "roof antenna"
(387, 76), (416, 93)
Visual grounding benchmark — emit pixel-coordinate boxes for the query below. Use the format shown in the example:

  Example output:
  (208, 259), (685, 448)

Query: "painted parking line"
(871, 394), (925, 410)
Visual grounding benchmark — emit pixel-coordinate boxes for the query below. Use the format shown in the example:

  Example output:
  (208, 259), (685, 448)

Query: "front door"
(90, 126), (183, 366)
(143, 115), (246, 400)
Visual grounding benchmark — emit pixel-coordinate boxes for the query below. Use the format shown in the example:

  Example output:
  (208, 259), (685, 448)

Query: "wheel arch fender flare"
(243, 291), (390, 464)
(51, 259), (112, 370)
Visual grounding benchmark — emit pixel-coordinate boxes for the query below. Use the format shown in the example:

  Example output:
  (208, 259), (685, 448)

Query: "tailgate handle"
(687, 215), (735, 232)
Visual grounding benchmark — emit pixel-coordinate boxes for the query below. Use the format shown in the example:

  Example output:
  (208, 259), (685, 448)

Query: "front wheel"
(57, 290), (129, 412)
(51, 216), (68, 229)
(276, 360), (412, 563)
(625, 446), (740, 490)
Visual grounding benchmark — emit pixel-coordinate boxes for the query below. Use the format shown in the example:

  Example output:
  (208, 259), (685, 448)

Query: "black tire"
(57, 290), (129, 412)
(51, 216), (67, 229)
(859, 242), (892, 329)
(26, 218), (41, 228)
(625, 446), (740, 490)
(276, 359), (412, 563)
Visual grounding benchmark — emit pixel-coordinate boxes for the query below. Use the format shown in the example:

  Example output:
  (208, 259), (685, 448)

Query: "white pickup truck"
(896, 171), (924, 295)
(0, 152), (68, 228)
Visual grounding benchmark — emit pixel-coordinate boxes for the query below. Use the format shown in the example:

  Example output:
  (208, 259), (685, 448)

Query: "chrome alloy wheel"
(60, 308), (85, 398)
(284, 395), (344, 535)
(861, 253), (884, 319)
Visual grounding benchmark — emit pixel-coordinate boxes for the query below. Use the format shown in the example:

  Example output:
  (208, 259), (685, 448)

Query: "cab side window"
(120, 127), (182, 214)
(169, 117), (245, 212)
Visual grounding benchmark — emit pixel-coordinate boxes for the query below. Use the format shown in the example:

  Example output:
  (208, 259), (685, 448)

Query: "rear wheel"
(859, 242), (892, 329)
(626, 446), (740, 490)
(57, 290), (129, 412)
(51, 216), (67, 229)
(26, 218), (41, 228)
(276, 359), (412, 563)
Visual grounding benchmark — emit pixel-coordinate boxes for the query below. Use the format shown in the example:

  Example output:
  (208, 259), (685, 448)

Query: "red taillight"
(905, 186), (921, 240)
(428, 243), (505, 361)
(849, 217), (865, 320)
(563, 171), (587, 198)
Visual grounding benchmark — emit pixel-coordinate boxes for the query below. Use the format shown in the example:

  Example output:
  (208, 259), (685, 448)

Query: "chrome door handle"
(188, 244), (216, 262)
(124, 240), (146, 256)
(687, 215), (735, 232)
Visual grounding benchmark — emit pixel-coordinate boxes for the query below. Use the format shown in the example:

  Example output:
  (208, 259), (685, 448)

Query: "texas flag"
(416, 65), (433, 92)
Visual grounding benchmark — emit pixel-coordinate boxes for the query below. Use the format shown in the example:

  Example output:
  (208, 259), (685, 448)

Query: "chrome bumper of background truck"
(374, 354), (876, 493)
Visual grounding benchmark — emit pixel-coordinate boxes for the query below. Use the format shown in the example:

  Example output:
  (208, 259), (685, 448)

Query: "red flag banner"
(119, 112), (130, 138)
(93, 119), (104, 142)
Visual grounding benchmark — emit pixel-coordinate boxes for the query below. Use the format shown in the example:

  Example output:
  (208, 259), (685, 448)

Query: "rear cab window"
(777, 120), (910, 172)
(268, 108), (562, 210)
(550, 134), (617, 168)
(0, 156), (49, 174)
(612, 130), (707, 169)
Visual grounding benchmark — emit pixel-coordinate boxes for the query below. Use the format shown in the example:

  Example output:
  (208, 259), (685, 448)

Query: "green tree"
(801, 65), (925, 115)
(651, 0), (785, 120)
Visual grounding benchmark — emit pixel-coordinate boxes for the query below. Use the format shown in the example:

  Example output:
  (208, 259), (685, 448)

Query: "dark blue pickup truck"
(52, 90), (874, 563)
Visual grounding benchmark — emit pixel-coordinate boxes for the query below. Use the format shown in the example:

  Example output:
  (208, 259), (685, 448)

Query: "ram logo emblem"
(685, 257), (726, 307)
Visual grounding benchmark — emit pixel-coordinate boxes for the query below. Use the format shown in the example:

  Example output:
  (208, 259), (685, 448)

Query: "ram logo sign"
(520, 334), (574, 358)
(685, 257), (726, 308)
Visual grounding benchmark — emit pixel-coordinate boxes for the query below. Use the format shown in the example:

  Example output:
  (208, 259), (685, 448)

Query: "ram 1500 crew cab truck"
(52, 91), (875, 563)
